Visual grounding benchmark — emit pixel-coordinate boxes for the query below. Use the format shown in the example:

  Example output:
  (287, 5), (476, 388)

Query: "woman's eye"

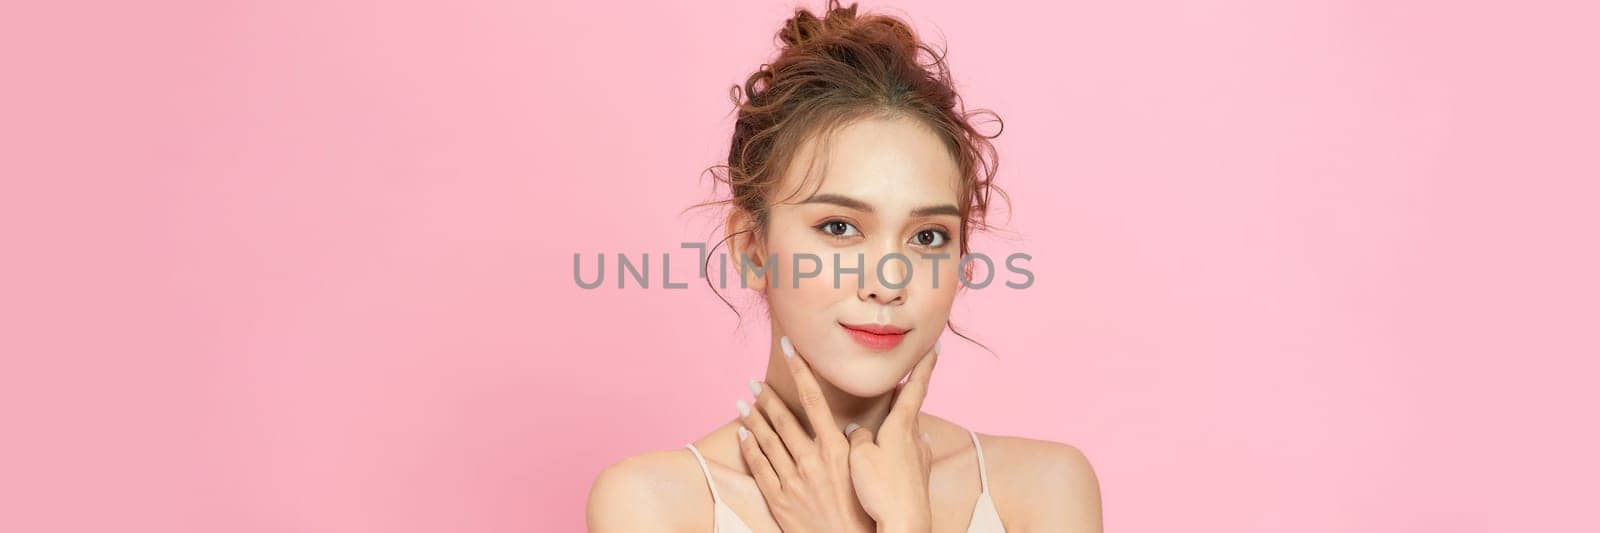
(912, 229), (949, 247)
(817, 220), (860, 238)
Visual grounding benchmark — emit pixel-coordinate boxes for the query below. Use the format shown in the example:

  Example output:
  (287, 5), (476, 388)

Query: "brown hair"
(692, 0), (1007, 349)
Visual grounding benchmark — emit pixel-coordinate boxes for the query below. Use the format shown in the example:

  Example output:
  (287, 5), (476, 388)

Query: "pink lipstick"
(840, 322), (909, 351)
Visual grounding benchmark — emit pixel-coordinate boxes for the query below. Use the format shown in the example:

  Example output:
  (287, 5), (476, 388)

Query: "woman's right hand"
(843, 342), (940, 533)
(735, 336), (876, 533)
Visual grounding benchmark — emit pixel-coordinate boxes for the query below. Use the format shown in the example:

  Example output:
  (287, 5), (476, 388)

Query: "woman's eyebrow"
(910, 204), (961, 218)
(802, 193), (960, 217)
(802, 193), (874, 212)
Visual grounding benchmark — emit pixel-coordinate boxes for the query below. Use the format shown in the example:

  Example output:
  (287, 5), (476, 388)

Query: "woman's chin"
(803, 340), (913, 398)
(815, 370), (900, 399)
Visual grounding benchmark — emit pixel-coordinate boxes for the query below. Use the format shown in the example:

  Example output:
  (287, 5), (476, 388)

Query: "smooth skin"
(587, 116), (1103, 532)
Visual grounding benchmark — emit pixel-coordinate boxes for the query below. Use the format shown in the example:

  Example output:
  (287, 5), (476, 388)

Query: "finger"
(737, 425), (782, 492)
(845, 422), (876, 452)
(886, 341), (940, 429)
(738, 399), (797, 481)
(751, 380), (817, 461)
(779, 336), (840, 435)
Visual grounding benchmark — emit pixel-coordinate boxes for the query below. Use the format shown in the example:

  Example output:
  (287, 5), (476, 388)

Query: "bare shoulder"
(586, 448), (708, 533)
(976, 432), (1104, 532)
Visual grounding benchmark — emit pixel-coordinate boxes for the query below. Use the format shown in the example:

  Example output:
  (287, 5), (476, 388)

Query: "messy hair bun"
(777, 6), (826, 47)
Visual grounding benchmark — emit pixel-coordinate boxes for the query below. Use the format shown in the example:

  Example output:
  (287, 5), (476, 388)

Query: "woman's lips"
(840, 322), (908, 351)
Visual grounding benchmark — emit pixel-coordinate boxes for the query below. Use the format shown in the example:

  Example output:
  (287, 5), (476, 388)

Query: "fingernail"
(934, 339), (942, 354)
(738, 426), (749, 441)
(844, 422), (860, 435)
(780, 336), (795, 358)
(736, 399), (750, 418)
(747, 379), (762, 396)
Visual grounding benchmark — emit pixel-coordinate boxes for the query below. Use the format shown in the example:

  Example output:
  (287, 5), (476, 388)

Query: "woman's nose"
(859, 251), (908, 305)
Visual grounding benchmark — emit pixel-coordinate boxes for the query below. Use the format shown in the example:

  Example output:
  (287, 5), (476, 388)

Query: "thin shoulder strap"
(967, 429), (991, 494)
(683, 443), (724, 502)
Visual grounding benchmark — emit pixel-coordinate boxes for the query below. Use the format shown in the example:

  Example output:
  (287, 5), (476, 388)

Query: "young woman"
(588, 2), (1102, 531)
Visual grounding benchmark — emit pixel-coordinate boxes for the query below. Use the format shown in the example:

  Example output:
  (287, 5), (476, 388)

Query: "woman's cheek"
(767, 248), (840, 326)
(918, 255), (960, 329)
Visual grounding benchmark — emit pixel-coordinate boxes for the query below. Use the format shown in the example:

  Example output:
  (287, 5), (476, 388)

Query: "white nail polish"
(738, 426), (749, 441)
(747, 379), (762, 396)
(736, 399), (750, 417)
(844, 422), (860, 435)
(780, 336), (795, 358)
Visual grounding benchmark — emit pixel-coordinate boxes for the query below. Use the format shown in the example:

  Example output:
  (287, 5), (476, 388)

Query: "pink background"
(3, 0), (1597, 531)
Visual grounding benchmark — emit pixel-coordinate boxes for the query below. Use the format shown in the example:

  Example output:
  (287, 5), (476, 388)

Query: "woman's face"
(754, 115), (963, 397)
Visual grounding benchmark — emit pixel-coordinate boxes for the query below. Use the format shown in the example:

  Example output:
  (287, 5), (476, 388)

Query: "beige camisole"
(682, 428), (1005, 532)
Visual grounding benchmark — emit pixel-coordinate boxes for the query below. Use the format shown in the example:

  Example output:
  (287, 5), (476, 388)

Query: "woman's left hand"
(843, 342), (940, 533)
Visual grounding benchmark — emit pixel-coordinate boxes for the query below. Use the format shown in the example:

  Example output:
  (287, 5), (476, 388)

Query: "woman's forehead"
(774, 116), (961, 209)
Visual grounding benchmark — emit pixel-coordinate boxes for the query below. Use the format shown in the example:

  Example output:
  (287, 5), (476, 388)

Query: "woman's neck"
(760, 335), (896, 439)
